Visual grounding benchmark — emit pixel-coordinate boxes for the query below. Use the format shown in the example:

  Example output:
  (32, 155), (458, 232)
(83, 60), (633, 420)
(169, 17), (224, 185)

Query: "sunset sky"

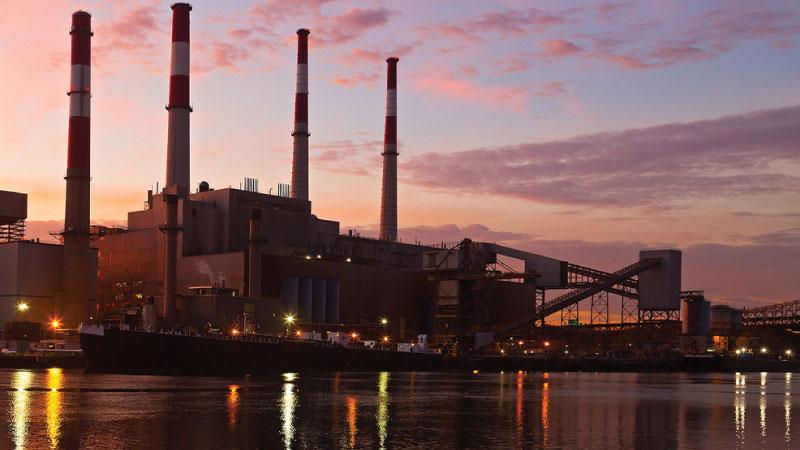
(1, 0), (799, 307)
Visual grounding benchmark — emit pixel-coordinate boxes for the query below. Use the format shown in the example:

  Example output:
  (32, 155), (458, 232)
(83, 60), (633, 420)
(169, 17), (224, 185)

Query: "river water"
(0, 369), (797, 449)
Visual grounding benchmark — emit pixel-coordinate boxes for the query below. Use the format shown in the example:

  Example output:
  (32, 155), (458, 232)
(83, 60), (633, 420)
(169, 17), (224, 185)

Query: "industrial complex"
(1, 5), (798, 362)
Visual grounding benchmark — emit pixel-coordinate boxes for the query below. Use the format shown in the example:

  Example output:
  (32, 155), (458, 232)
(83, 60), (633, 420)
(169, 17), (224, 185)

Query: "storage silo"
(325, 280), (341, 324)
(312, 279), (327, 324)
(298, 278), (313, 322)
(681, 296), (710, 336)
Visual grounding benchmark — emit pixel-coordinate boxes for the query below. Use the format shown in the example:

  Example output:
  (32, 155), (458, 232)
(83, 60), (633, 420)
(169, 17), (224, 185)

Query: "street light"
(17, 302), (29, 312)
(50, 319), (61, 330)
(760, 347), (768, 354)
(284, 314), (295, 325)
(786, 349), (794, 357)
(380, 317), (388, 326)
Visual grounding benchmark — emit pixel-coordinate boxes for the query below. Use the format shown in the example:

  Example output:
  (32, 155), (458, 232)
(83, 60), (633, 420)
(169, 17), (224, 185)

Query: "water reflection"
(376, 372), (389, 450)
(11, 370), (32, 450)
(227, 385), (239, 430)
(516, 371), (524, 443)
(346, 396), (358, 449)
(542, 373), (550, 448)
(46, 368), (63, 449)
(0, 369), (795, 449)
(280, 373), (298, 450)
(734, 369), (747, 449)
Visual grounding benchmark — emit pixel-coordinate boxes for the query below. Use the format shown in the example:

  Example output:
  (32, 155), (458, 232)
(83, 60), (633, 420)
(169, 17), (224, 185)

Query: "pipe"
(165, 3), (192, 195)
(161, 188), (180, 325)
(379, 57), (399, 241)
(62, 10), (93, 327)
(291, 29), (310, 201)
(248, 209), (262, 297)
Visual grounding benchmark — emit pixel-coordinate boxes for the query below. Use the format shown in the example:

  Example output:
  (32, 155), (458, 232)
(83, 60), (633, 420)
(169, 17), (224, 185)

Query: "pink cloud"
(403, 105), (800, 207)
(591, 3), (800, 70)
(312, 138), (383, 176)
(541, 39), (583, 57)
(412, 71), (529, 111)
(332, 72), (380, 87)
(340, 43), (416, 67)
(250, 0), (335, 23)
(316, 8), (395, 45)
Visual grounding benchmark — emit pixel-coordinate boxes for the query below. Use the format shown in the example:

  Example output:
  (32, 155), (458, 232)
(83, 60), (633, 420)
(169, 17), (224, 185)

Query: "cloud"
(593, 3), (800, 69)
(412, 71), (565, 110)
(403, 105), (800, 207)
(496, 39), (583, 73)
(424, 7), (569, 42)
(340, 44), (416, 67)
(92, 3), (165, 70)
(316, 8), (395, 45)
(352, 223), (532, 244)
(541, 39), (583, 57)
(312, 138), (383, 176)
(250, 0), (335, 23)
(332, 72), (380, 87)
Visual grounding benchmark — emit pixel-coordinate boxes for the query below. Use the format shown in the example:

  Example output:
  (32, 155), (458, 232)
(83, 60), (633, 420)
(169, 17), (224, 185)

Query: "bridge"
(742, 299), (800, 327)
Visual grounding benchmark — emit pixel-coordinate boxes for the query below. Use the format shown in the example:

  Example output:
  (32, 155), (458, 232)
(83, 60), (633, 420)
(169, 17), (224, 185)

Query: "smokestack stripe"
(165, 3), (192, 190)
(67, 11), (91, 169)
(291, 29), (310, 201)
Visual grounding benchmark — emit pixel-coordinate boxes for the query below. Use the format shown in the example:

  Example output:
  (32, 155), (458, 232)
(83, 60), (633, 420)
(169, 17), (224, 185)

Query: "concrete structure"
(62, 11), (93, 327)
(0, 241), (98, 325)
(638, 249), (682, 311)
(291, 29), (310, 201)
(379, 57), (399, 241)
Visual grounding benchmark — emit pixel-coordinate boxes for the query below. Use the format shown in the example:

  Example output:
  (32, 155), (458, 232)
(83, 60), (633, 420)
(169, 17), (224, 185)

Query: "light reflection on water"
(280, 372), (297, 450)
(46, 368), (62, 449)
(10, 370), (32, 450)
(0, 369), (798, 449)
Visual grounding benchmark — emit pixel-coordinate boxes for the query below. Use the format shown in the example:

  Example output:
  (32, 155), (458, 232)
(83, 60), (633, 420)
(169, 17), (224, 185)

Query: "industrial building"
(11, 5), (794, 359)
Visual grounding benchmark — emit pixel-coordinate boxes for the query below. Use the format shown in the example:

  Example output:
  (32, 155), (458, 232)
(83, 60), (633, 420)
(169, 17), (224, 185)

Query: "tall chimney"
(160, 3), (191, 326)
(248, 209), (263, 298)
(379, 57), (399, 241)
(165, 3), (192, 195)
(62, 10), (93, 327)
(291, 29), (310, 201)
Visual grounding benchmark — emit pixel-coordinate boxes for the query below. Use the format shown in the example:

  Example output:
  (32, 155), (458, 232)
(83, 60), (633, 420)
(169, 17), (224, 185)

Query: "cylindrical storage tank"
(698, 300), (710, 335)
(281, 277), (299, 314)
(710, 305), (732, 333)
(325, 280), (341, 324)
(312, 279), (327, 324)
(681, 298), (711, 335)
(299, 278), (313, 322)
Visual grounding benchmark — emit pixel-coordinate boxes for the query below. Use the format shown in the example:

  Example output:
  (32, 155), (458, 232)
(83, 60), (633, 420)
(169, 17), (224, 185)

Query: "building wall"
(0, 241), (97, 324)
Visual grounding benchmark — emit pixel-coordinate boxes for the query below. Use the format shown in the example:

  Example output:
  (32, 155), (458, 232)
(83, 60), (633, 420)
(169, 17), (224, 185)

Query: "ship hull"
(80, 328), (443, 375)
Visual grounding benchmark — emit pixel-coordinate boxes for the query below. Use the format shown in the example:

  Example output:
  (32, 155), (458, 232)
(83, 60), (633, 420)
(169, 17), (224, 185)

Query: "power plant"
(1, 5), (798, 367)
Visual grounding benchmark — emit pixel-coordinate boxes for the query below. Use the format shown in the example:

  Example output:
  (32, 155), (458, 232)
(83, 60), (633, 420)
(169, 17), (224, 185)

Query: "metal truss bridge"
(742, 299), (800, 327)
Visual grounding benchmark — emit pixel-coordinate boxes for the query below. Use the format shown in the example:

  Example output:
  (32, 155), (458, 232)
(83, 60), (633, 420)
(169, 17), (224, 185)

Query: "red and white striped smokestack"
(291, 29), (310, 201)
(379, 57), (399, 241)
(165, 3), (192, 193)
(62, 10), (93, 326)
